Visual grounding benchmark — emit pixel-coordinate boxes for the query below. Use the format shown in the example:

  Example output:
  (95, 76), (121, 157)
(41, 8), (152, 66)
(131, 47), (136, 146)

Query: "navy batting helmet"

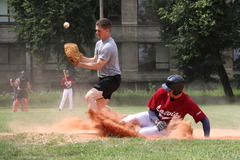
(162, 75), (185, 92)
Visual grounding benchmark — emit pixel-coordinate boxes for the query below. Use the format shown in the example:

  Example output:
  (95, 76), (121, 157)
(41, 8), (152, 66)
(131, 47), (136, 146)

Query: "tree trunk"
(216, 64), (235, 103)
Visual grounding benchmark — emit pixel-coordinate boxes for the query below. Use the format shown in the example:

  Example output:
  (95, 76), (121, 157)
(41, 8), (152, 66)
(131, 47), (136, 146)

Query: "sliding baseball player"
(122, 75), (210, 137)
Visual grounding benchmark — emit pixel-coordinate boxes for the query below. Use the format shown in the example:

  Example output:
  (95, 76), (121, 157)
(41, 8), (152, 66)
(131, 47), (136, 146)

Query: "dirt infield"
(6, 109), (240, 141)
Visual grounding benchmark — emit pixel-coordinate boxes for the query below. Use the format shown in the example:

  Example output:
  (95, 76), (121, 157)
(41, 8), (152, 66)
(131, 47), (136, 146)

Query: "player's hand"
(64, 81), (70, 85)
(155, 120), (167, 131)
(64, 81), (72, 88)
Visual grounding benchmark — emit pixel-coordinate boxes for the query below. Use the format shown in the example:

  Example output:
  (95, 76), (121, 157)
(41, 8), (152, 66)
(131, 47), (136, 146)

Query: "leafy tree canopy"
(8, 0), (98, 62)
(158, 0), (240, 82)
(157, 0), (240, 100)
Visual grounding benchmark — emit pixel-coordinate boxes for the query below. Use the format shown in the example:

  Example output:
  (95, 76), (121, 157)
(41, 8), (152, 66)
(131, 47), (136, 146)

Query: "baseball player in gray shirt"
(76, 18), (121, 112)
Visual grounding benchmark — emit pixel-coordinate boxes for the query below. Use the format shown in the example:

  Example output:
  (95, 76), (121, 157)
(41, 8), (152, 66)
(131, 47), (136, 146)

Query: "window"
(0, 44), (26, 70)
(233, 48), (240, 71)
(155, 43), (169, 70)
(103, 0), (121, 24)
(138, 0), (159, 24)
(138, 43), (169, 71)
(138, 43), (155, 71)
(0, 0), (15, 22)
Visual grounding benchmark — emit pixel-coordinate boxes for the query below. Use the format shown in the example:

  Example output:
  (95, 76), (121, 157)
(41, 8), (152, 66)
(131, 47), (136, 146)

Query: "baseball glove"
(155, 120), (167, 131)
(64, 43), (83, 65)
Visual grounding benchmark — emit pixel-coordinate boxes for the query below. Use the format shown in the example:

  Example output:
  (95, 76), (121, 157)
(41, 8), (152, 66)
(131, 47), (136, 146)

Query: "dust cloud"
(7, 109), (240, 140)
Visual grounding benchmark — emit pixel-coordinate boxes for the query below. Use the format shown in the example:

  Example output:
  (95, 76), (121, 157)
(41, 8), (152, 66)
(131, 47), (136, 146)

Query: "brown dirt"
(88, 108), (145, 138)
(5, 109), (240, 143)
(166, 117), (193, 139)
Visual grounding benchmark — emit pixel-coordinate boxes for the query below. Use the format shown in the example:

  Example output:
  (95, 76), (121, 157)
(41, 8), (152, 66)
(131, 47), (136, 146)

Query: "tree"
(158, 0), (240, 102)
(8, 0), (98, 63)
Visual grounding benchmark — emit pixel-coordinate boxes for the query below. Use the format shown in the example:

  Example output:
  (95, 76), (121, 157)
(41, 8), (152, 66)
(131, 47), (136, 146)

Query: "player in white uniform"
(58, 70), (74, 111)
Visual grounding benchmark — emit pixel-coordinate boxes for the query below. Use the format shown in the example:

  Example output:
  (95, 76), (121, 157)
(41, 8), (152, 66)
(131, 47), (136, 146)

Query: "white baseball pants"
(122, 111), (169, 136)
(59, 88), (73, 110)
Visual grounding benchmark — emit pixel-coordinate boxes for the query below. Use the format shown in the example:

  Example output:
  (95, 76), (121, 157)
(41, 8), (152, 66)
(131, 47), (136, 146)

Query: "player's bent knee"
(122, 115), (134, 122)
(85, 90), (94, 102)
(85, 94), (90, 102)
(85, 89), (103, 101)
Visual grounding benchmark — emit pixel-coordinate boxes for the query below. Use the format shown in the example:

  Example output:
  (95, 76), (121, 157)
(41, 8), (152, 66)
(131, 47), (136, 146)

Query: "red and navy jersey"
(61, 77), (74, 89)
(147, 88), (206, 124)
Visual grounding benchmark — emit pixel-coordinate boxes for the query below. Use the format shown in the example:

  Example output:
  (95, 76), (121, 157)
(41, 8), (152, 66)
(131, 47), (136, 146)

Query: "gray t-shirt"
(94, 37), (121, 78)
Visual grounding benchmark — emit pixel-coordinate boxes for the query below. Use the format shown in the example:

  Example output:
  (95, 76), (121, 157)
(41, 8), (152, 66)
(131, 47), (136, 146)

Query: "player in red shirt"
(122, 75), (210, 137)
(58, 70), (75, 111)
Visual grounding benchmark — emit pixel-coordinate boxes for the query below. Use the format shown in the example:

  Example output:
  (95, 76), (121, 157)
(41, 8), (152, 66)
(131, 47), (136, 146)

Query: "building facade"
(0, 0), (239, 93)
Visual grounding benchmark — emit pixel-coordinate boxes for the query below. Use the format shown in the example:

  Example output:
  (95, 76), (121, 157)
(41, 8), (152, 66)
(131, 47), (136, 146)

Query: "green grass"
(1, 88), (240, 107)
(0, 137), (239, 160)
(0, 105), (240, 160)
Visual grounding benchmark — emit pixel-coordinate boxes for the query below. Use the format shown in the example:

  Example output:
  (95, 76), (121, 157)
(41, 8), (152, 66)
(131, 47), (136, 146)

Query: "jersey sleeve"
(146, 89), (161, 111)
(186, 98), (206, 123)
(61, 77), (65, 85)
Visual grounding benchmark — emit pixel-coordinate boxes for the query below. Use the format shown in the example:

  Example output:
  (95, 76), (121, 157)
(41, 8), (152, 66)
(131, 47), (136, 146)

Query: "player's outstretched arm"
(77, 58), (107, 70)
(10, 79), (14, 86)
(27, 82), (33, 93)
(148, 109), (167, 131)
(201, 117), (210, 137)
(148, 109), (159, 122)
(80, 55), (97, 63)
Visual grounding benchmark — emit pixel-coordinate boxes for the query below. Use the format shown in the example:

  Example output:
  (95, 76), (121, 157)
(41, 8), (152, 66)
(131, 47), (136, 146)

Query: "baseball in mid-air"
(63, 22), (70, 28)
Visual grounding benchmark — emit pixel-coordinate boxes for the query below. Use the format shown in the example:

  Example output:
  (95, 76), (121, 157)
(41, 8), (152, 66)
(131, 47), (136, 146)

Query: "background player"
(13, 71), (32, 112)
(122, 75), (210, 137)
(9, 78), (18, 109)
(75, 18), (121, 112)
(58, 70), (74, 111)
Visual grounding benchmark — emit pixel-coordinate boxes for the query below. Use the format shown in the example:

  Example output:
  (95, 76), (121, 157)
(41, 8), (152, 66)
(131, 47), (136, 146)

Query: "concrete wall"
(122, 0), (137, 25)
(0, 24), (15, 43)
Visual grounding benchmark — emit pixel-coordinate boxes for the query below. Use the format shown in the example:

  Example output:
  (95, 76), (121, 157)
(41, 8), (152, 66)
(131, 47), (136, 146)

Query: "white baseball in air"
(63, 22), (70, 28)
